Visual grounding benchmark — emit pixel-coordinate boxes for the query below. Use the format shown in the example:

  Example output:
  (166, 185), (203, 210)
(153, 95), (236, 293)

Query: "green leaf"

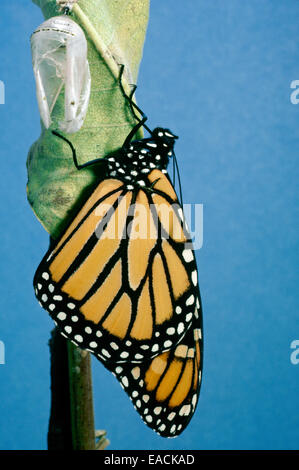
(27, 0), (150, 238)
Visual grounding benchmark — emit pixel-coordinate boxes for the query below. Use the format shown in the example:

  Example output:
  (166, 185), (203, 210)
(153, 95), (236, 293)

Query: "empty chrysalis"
(31, 15), (91, 134)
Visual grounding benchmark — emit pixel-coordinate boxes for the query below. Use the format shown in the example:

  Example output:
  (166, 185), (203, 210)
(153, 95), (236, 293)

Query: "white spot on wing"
(57, 312), (66, 321)
(122, 376), (129, 388)
(191, 270), (197, 286)
(182, 249), (193, 262)
(186, 295), (195, 306)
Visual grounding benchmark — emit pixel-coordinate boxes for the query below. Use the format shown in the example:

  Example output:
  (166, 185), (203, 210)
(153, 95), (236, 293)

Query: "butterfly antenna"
(173, 149), (183, 206)
(172, 155), (176, 188)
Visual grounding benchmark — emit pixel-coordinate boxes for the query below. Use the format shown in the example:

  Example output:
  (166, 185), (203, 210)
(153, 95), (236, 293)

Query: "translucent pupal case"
(31, 15), (91, 134)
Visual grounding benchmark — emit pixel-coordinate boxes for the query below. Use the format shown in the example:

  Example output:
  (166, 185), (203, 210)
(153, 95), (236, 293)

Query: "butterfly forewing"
(34, 171), (201, 364)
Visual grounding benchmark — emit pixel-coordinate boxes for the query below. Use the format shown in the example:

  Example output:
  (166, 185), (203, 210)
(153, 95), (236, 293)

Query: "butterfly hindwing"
(106, 315), (203, 437)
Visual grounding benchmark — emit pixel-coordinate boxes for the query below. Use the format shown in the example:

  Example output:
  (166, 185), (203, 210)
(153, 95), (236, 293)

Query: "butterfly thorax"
(106, 128), (177, 189)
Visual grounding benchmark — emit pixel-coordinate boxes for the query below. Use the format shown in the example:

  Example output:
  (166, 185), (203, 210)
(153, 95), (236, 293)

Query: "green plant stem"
(73, 3), (143, 136)
(73, 4), (122, 83)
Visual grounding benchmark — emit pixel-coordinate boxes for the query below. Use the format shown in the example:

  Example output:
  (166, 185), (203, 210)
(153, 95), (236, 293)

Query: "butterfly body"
(34, 127), (203, 437)
(106, 127), (174, 189)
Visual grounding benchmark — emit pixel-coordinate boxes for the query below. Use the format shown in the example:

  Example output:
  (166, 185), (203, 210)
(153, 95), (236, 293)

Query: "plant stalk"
(48, 328), (97, 450)
(67, 342), (96, 450)
(73, 3), (144, 135)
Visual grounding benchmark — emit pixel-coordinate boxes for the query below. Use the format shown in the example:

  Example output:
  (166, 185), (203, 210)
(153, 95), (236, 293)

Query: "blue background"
(0, 0), (298, 450)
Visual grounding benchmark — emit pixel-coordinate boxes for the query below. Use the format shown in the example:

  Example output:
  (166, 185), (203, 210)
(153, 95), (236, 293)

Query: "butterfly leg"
(51, 130), (106, 170)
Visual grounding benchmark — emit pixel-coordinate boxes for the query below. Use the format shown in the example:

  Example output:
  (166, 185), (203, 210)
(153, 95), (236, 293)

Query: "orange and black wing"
(33, 121), (204, 437)
(34, 170), (202, 364)
(106, 315), (203, 437)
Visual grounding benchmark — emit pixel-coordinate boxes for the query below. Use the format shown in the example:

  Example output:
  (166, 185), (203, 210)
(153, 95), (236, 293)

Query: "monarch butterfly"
(33, 68), (203, 437)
